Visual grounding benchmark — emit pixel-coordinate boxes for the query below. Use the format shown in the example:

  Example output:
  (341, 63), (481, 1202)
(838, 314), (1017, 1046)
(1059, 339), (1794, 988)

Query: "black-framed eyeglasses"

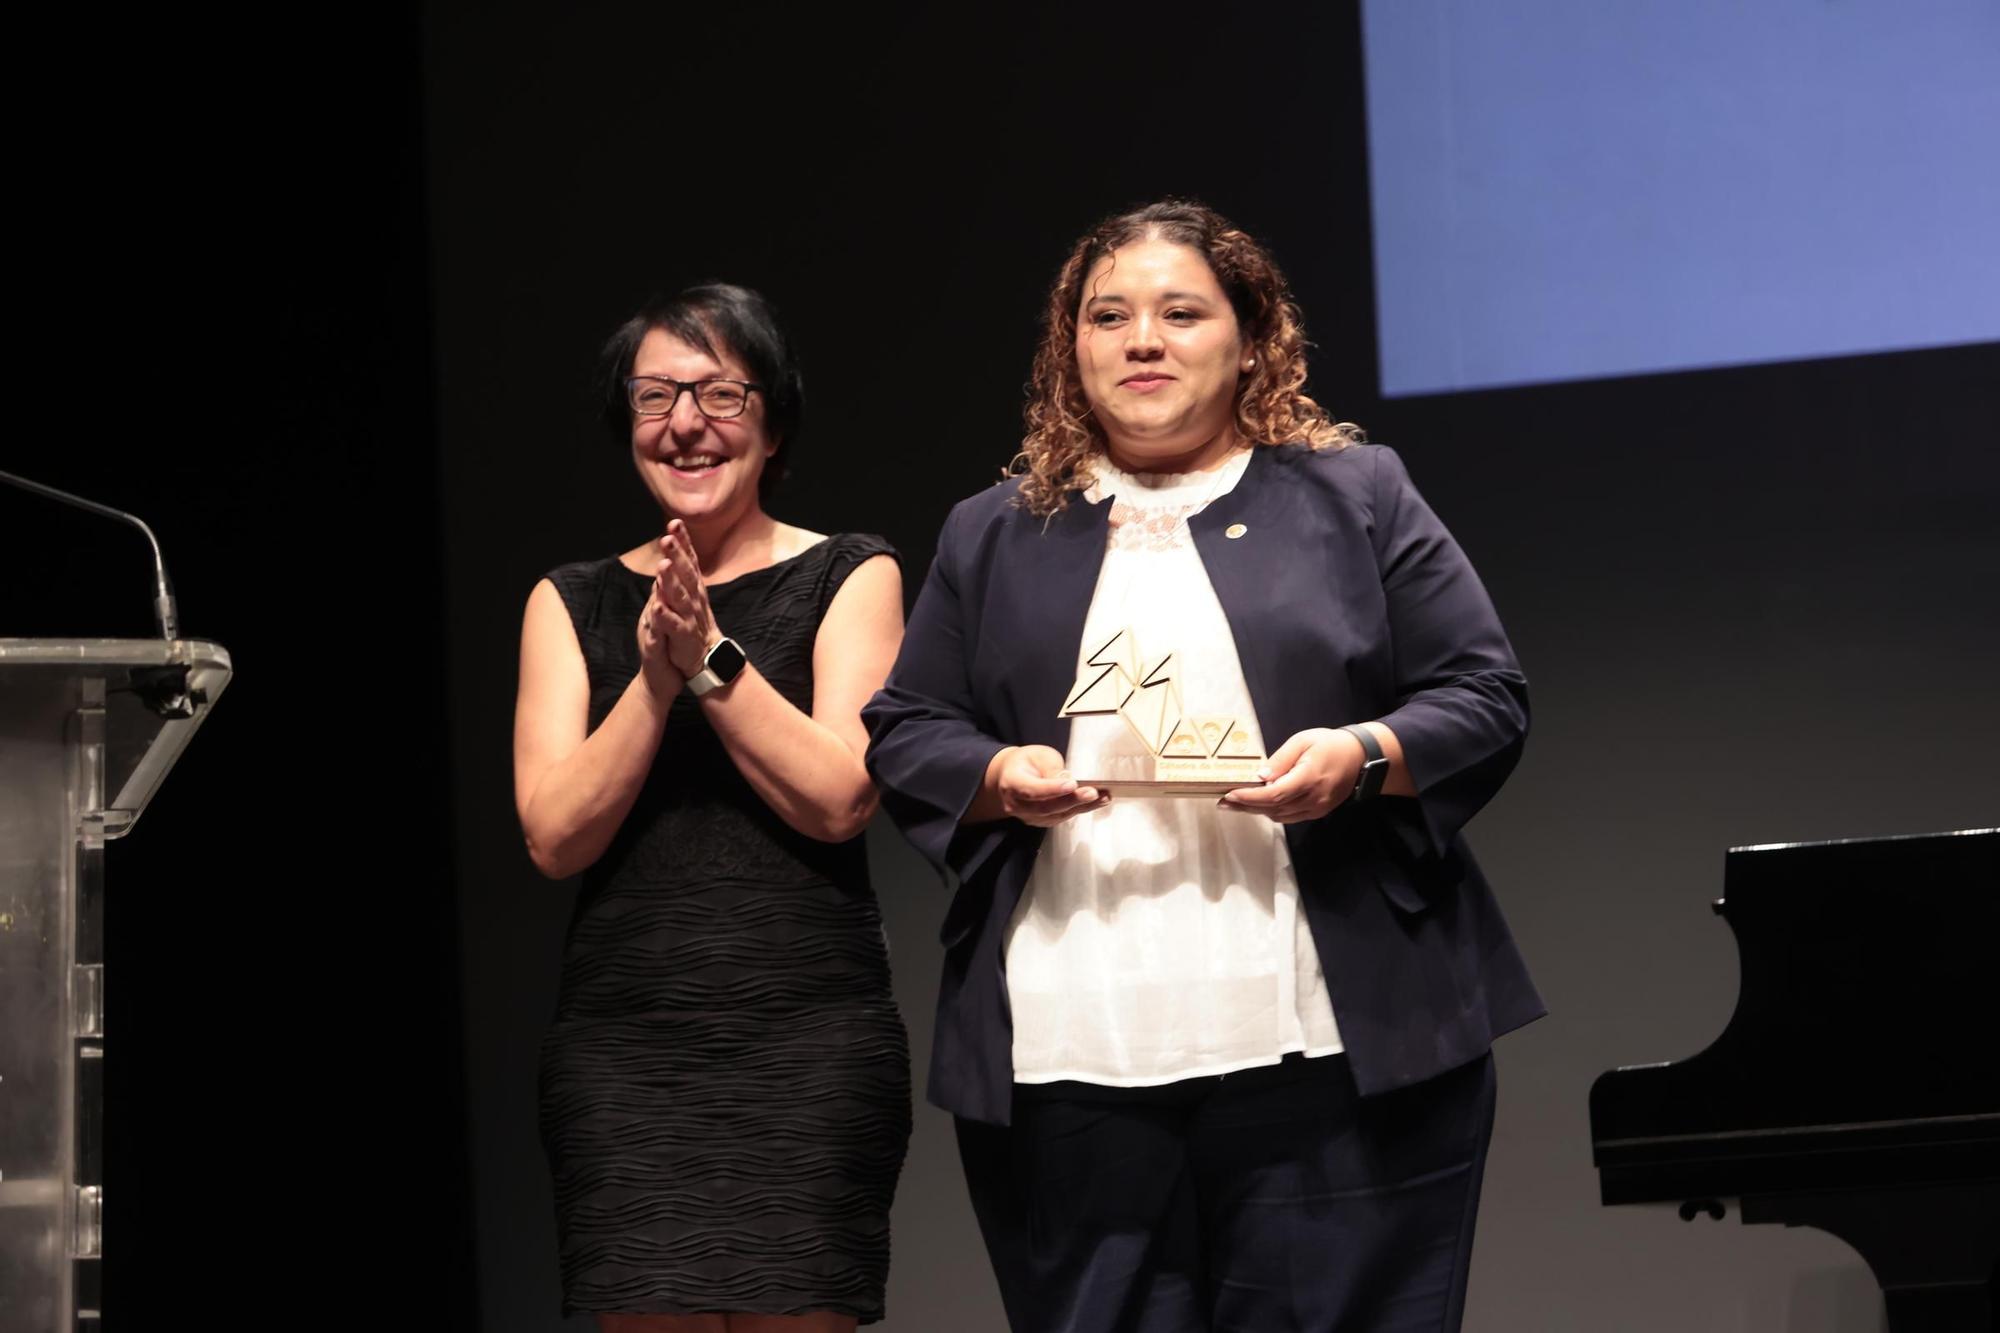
(626, 376), (763, 420)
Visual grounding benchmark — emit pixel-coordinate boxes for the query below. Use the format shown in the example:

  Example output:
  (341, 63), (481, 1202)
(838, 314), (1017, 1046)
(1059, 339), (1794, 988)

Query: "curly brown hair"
(1011, 199), (1363, 516)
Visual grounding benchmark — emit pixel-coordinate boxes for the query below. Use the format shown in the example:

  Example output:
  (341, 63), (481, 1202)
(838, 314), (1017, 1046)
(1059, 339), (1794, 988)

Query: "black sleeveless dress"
(538, 534), (911, 1322)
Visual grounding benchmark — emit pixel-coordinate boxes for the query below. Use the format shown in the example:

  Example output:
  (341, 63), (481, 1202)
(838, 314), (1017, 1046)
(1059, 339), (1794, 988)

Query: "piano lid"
(1589, 829), (2000, 1330)
(1590, 828), (2000, 1155)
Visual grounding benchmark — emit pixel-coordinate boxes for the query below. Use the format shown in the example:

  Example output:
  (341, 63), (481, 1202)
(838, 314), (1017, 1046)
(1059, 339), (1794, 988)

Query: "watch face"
(705, 638), (747, 682)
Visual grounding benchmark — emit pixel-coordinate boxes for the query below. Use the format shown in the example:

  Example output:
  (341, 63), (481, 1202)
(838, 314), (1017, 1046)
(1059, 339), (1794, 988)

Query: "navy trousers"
(956, 1052), (1497, 1333)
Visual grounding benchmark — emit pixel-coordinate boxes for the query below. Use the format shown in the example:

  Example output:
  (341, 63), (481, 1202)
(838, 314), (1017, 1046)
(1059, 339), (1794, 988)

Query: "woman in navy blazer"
(864, 201), (1543, 1332)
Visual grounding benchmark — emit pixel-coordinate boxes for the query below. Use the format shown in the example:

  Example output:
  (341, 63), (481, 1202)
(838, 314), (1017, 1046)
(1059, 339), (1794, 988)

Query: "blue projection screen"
(1361, 0), (2000, 397)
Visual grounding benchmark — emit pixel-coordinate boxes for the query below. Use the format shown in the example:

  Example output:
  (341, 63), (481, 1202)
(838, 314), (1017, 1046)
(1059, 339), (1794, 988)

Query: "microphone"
(1, 468), (182, 641)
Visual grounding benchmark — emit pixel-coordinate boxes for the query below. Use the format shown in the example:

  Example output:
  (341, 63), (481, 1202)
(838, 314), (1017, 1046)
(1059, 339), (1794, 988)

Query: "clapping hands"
(636, 519), (720, 695)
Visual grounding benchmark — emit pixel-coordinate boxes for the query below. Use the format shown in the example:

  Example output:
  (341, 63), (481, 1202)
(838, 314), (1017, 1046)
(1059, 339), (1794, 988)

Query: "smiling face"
(1074, 236), (1252, 469)
(628, 326), (774, 527)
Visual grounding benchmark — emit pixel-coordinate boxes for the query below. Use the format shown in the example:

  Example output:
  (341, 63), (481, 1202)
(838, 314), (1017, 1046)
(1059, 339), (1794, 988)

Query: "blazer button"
(1225, 523), (1247, 539)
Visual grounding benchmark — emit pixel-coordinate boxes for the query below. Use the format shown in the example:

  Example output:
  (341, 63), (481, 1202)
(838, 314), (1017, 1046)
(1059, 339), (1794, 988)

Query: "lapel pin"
(1224, 523), (1247, 539)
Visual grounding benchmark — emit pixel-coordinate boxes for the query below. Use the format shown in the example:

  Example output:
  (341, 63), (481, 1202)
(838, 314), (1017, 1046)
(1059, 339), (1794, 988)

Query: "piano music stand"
(0, 639), (232, 1331)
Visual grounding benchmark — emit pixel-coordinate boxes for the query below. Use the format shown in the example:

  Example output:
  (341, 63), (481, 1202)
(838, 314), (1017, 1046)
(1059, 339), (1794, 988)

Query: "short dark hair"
(597, 282), (804, 500)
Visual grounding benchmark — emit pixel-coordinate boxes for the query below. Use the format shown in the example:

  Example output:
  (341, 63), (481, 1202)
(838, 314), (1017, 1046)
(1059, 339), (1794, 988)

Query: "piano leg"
(1739, 1183), (1999, 1333)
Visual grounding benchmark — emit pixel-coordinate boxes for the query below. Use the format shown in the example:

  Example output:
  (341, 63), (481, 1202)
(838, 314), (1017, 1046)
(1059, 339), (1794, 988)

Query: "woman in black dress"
(513, 284), (911, 1332)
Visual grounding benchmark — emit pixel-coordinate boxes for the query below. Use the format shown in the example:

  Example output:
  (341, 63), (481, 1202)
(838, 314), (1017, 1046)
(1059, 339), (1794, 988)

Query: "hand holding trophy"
(1059, 627), (1266, 796)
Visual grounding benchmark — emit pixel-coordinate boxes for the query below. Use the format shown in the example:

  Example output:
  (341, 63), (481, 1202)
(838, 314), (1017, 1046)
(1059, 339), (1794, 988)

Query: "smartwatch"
(1340, 724), (1390, 801)
(686, 636), (748, 697)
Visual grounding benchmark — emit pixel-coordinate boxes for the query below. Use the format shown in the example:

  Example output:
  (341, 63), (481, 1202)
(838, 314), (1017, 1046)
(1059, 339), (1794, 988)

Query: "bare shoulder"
(520, 576), (584, 658)
(828, 546), (903, 603)
(516, 578), (589, 753)
(775, 523), (830, 560)
(819, 549), (904, 639)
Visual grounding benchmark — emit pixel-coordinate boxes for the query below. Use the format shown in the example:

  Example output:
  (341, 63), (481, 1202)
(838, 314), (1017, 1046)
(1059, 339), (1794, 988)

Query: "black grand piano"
(1590, 828), (2000, 1332)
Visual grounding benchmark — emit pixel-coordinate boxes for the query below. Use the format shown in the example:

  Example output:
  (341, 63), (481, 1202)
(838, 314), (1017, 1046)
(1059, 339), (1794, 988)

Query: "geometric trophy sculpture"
(1059, 627), (1265, 795)
(0, 638), (231, 1332)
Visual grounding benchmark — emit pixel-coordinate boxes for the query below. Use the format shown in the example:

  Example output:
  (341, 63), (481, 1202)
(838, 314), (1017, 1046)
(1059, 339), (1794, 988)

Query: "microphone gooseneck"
(0, 469), (182, 640)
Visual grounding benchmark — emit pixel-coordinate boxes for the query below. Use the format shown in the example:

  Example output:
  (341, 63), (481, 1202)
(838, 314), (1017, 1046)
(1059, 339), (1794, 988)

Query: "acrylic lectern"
(0, 638), (231, 1330)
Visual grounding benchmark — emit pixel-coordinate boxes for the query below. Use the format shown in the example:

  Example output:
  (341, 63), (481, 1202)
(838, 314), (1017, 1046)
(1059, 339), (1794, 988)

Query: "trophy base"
(1082, 757), (1266, 797)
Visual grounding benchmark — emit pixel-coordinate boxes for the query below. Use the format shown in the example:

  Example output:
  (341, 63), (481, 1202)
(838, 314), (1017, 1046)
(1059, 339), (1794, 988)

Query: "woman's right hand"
(635, 573), (686, 703)
(975, 744), (1111, 827)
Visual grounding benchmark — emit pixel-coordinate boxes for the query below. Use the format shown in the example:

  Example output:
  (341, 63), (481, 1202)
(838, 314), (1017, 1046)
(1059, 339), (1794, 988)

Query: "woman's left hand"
(1219, 727), (1365, 824)
(647, 519), (722, 679)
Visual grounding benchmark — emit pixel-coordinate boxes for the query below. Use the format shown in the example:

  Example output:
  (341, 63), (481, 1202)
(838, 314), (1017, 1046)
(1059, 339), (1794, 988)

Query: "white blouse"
(1004, 448), (1343, 1086)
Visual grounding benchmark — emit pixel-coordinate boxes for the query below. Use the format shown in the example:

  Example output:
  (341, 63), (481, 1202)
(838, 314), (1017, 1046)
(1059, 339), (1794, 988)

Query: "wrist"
(1339, 723), (1390, 801)
(964, 746), (1020, 825)
(670, 636), (712, 679)
(636, 661), (684, 712)
(984, 746), (1019, 792)
(685, 634), (747, 698)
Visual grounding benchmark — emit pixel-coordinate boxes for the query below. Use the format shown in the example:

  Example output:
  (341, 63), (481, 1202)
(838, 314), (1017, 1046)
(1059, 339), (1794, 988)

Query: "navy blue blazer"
(863, 443), (1545, 1126)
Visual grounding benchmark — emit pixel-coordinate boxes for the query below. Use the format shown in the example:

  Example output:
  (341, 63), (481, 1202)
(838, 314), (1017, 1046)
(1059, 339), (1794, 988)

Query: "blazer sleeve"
(1368, 446), (1530, 858)
(863, 501), (1016, 888)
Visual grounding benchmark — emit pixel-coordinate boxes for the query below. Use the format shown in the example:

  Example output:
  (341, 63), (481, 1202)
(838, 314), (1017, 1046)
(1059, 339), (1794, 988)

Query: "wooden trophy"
(1059, 627), (1266, 796)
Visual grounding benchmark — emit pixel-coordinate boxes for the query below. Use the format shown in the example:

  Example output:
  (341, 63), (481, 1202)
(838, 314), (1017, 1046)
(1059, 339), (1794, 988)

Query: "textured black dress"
(538, 534), (911, 1321)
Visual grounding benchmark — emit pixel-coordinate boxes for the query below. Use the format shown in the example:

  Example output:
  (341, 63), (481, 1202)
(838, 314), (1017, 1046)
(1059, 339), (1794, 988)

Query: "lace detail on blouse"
(1085, 449), (1249, 552)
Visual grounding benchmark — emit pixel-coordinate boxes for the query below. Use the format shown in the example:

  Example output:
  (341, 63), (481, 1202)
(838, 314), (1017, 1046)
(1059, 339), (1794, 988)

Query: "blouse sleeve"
(862, 502), (1017, 889)
(1367, 446), (1530, 858)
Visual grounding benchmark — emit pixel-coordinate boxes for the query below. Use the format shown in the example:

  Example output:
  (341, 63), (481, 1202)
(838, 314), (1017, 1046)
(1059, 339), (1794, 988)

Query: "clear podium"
(0, 639), (231, 1330)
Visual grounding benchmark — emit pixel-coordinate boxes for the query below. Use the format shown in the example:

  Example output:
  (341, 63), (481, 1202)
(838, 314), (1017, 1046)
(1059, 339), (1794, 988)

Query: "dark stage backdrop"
(418, 4), (2000, 1331)
(2, 9), (476, 1326)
